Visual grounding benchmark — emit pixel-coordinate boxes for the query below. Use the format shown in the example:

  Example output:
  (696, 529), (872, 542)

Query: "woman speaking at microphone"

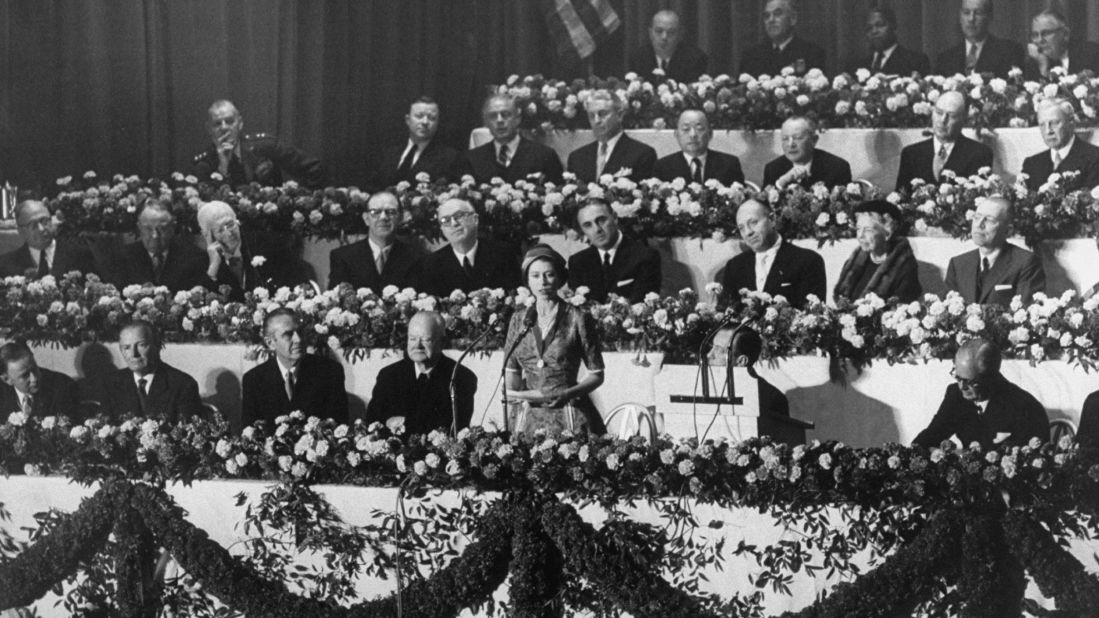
(503, 244), (605, 435)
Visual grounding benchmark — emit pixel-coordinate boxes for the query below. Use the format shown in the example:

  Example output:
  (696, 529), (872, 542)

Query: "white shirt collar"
(875, 43), (899, 66)
(401, 139), (427, 166)
(976, 245), (1001, 266)
(681, 151), (707, 167)
(933, 137), (956, 157)
(15, 389), (33, 411)
(275, 357), (298, 381)
(966, 39), (985, 56)
(31, 240), (56, 268)
(133, 371), (155, 392)
(1060, 53), (1071, 73)
(755, 235), (782, 260)
(599, 232), (624, 263)
(497, 135), (521, 156)
(1053, 136), (1075, 162)
(368, 238), (391, 260)
(451, 240), (480, 265)
(773, 36), (793, 51)
(415, 365), (433, 379)
(599, 131), (624, 157)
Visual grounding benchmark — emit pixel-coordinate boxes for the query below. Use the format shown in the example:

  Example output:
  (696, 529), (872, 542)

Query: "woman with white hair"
(833, 200), (921, 303)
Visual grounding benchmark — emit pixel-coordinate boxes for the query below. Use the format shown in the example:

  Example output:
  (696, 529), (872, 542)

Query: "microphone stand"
(697, 312), (736, 398)
(450, 324), (495, 436)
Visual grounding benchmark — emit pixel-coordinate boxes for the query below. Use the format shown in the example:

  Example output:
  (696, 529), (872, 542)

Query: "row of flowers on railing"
(6, 272), (1099, 369)
(492, 67), (1099, 132)
(47, 167), (1099, 247)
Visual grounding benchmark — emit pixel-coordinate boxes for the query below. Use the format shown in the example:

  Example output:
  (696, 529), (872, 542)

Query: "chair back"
(603, 402), (658, 442)
(1049, 418), (1077, 445)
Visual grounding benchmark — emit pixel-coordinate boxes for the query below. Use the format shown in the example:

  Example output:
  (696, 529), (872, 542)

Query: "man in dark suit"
(763, 116), (851, 190)
(739, 0), (826, 77)
(944, 196), (1044, 306)
(896, 91), (993, 192)
(567, 198), (661, 303)
(420, 198), (520, 296)
(0, 342), (79, 421)
(100, 320), (204, 424)
(1024, 10), (1099, 80)
(462, 94), (563, 184)
(934, 0), (1024, 78)
(241, 308), (348, 429)
(1021, 99), (1099, 192)
(368, 96), (459, 189)
(328, 191), (422, 292)
(115, 198), (209, 292)
(720, 200), (825, 309)
(654, 109), (744, 186)
(914, 338), (1048, 449)
(367, 311), (477, 435)
(192, 99), (324, 189)
(1078, 391), (1099, 449)
(567, 90), (656, 183)
(0, 199), (97, 279)
(848, 7), (929, 76)
(628, 10), (708, 83)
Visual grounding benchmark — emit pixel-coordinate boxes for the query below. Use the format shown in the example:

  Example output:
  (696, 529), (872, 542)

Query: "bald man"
(628, 10), (709, 82)
(0, 199), (96, 279)
(653, 109), (744, 185)
(896, 91), (993, 192)
(762, 116), (851, 190)
(913, 338), (1048, 449)
(1020, 99), (1099, 192)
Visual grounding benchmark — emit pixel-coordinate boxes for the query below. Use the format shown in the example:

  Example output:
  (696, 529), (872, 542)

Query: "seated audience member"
(420, 198), (520, 296)
(567, 90), (656, 183)
(192, 99), (324, 188)
(720, 200), (825, 309)
(895, 91), (992, 192)
(100, 320), (204, 423)
(462, 94), (563, 184)
(913, 338), (1049, 449)
(1025, 10), (1099, 80)
(1078, 391), (1099, 448)
(935, 0), (1024, 78)
(834, 200), (921, 303)
(711, 326), (789, 418)
(1, 342), (79, 420)
(367, 311), (477, 435)
(739, 0), (825, 77)
(628, 10), (708, 83)
(197, 200), (306, 302)
(369, 96), (458, 189)
(328, 191), (421, 292)
(0, 199), (96, 279)
(654, 109), (744, 185)
(944, 196), (1044, 305)
(567, 198), (661, 303)
(241, 308), (348, 428)
(115, 198), (208, 292)
(1020, 99), (1099, 192)
(849, 7), (929, 76)
(762, 116), (851, 190)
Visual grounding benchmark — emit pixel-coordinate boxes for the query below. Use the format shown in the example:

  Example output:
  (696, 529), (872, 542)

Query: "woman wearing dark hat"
(833, 200), (922, 303)
(503, 244), (606, 434)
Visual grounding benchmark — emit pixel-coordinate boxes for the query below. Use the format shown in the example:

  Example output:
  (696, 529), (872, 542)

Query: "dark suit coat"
(720, 240), (826, 309)
(762, 149), (852, 189)
(241, 355), (348, 428)
(192, 134), (325, 189)
(848, 44), (930, 76)
(944, 243), (1045, 306)
(0, 369), (80, 420)
(328, 237), (422, 292)
(913, 380), (1049, 449)
(420, 238), (521, 297)
(895, 136), (993, 192)
(366, 355), (477, 436)
(115, 238), (210, 292)
(1024, 41), (1099, 81)
(739, 36), (826, 77)
(369, 140), (460, 190)
(567, 134), (657, 184)
(0, 239), (97, 279)
(208, 233), (308, 302)
(100, 363), (204, 424)
(756, 374), (790, 418)
(1020, 138), (1099, 192)
(462, 137), (564, 184)
(567, 235), (661, 303)
(934, 34), (1025, 78)
(1077, 390), (1099, 449)
(628, 43), (709, 83)
(653, 150), (745, 186)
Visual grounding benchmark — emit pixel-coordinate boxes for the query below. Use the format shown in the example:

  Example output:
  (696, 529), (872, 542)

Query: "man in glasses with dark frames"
(913, 338), (1048, 449)
(419, 198), (520, 297)
(327, 191), (422, 292)
(0, 198), (96, 279)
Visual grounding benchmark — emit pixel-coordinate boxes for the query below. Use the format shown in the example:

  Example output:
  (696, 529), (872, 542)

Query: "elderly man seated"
(833, 200), (921, 303)
(654, 109), (744, 186)
(914, 338), (1049, 449)
(1024, 9), (1099, 80)
(896, 91), (992, 192)
(0, 199), (97, 279)
(114, 197), (208, 292)
(197, 200), (305, 301)
(99, 320), (204, 424)
(762, 116), (851, 190)
(1020, 99), (1099, 192)
(944, 196), (1044, 306)
(367, 311), (477, 435)
(420, 198), (520, 296)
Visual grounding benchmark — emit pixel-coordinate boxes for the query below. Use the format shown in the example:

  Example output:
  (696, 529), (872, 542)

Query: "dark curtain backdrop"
(2, 0), (1098, 191)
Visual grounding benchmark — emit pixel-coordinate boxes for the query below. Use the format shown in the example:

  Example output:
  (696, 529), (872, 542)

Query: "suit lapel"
(763, 243), (790, 292)
(956, 251), (979, 302)
(979, 246), (1014, 302)
(606, 135), (629, 173)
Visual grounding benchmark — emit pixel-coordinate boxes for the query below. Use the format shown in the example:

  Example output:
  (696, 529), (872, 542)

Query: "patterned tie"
(397, 146), (416, 178)
(965, 43), (979, 73)
(375, 247), (387, 275)
(137, 378), (148, 415)
(37, 253), (49, 278)
(691, 158), (703, 184)
(285, 370), (295, 402)
(1052, 150), (1062, 171)
(933, 144), (948, 179)
(22, 394), (34, 416)
(497, 143), (509, 167)
(596, 142), (608, 177)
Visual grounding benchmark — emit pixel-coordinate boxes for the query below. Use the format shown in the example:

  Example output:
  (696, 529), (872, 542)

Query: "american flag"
(543, 0), (621, 61)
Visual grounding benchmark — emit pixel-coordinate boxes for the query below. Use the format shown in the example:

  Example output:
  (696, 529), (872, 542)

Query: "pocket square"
(616, 278), (635, 287)
(780, 282), (792, 287)
(994, 284), (1012, 291)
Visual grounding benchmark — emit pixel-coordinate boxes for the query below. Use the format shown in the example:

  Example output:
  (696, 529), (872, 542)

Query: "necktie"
(871, 52), (883, 73)
(397, 146), (417, 178)
(965, 44), (979, 73)
(462, 255), (474, 279)
(152, 253), (165, 283)
(228, 256), (244, 282)
(933, 144), (948, 179)
(976, 256), (991, 298)
(497, 143), (509, 167)
(658, 57), (666, 71)
(37, 253), (49, 278)
(691, 158), (703, 184)
(375, 248), (387, 275)
(602, 251), (613, 293)
(137, 378), (148, 414)
(596, 142), (608, 177)
(981, 256), (990, 275)
(22, 395), (33, 416)
(285, 370), (295, 402)
(228, 155), (247, 184)
(1052, 150), (1062, 170)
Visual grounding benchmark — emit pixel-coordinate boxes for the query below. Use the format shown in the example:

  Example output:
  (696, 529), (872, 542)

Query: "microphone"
(499, 305), (537, 433)
(697, 311), (738, 397)
(450, 322), (497, 436)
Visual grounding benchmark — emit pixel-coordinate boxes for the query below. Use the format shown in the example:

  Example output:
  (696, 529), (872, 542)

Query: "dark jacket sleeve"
(913, 389), (958, 448)
(457, 367), (478, 430)
(328, 249), (349, 290)
(1079, 392), (1099, 449)
(324, 359), (349, 425)
(1017, 252), (1045, 303)
(632, 246), (663, 302)
(175, 373), (205, 422)
(366, 365), (396, 425)
(799, 249), (827, 306)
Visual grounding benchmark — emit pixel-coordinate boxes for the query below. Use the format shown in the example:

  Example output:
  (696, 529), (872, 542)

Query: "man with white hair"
(567, 89), (656, 183)
(1024, 9), (1099, 80)
(628, 9), (708, 83)
(420, 198), (520, 296)
(944, 196), (1044, 306)
(738, 0), (825, 77)
(895, 90), (992, 192)
(762, 116), (851, 190)
(197, 201), (306, 301)
(1020, 99), (1099, 192)
(0, 198), (96, 278)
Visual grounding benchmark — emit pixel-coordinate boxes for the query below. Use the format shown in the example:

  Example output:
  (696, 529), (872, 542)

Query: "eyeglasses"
(950, 368), (986, 389)
(215, 219), (240, 235)
(367, 208), (399, 219)
(438, 211), (473, 226)
(18, 216), (51, 230)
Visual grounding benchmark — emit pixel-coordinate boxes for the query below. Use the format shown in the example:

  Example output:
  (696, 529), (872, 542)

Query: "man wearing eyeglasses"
(197, 200), (306, 301)
(0, 198), (97, 279)
(420, 198), (520, 297)
(328, 191), (422, 292)
(1024, 10), (1099, 81)
(115, 197), (208, 291)
(913, 338), (1048, 449)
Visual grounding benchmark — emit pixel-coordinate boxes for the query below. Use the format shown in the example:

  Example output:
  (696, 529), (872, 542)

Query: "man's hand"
(215, 135), (236, 176)
(205, 241), (223, 279)
(776, 165), (808, 189)
(1027, 43), (1050, 76)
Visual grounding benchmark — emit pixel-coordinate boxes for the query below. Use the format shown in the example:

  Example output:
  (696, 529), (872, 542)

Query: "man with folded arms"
(100, 320), (203, 423)
(369, 96), (458, 189)
(654, 109), (744, 186)
(895, 91), (992, 192)
(720, 200), (824, 309)
(1020, 99), (1099, 192)
(0, 342), (79, 421)
(0, 199), (96, 279)
(628, 9), (708, 83)
(762, 116), (851, 190)
(567, 198), (661, 303)
(420, 198), (520, 296)
(739, 0), (825, 77)
(328, 191), (422, 292)
(462, 94), (563, 184)
(913, 338), (1048, 449)
(934, 0), (1024, 78)
(567, 90), (656, 183)
(944, 196), (1044, 306)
